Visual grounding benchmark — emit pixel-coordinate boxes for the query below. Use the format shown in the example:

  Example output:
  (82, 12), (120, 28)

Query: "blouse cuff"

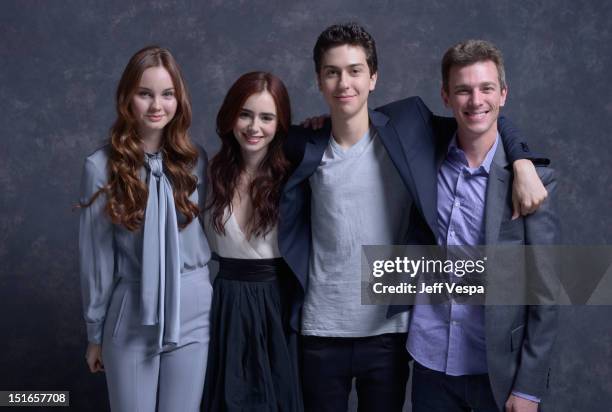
(86, 321), (103, 345)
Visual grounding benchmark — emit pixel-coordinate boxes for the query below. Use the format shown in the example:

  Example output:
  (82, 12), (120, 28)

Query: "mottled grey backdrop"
(1, 0), (610, 411)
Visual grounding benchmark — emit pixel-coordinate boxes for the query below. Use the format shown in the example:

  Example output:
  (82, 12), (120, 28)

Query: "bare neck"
(456, 127), (498, 168)
(140, 129), (163, 154)
(241, 148), (268, 175)
(330, 106), (370, 148)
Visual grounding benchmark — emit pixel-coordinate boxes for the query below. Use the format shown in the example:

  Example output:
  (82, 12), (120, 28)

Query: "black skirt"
(202, 257), (302, 412)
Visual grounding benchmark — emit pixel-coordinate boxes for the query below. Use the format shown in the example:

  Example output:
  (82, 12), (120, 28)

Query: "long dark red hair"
(208, 72), (291, 238)
(83, 46), (199, 230)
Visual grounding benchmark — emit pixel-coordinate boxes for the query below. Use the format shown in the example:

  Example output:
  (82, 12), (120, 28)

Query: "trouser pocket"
(112, 290), (129, 338)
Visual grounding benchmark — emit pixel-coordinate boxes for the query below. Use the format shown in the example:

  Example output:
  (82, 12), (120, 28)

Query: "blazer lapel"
(372, 108), (438, 233)
(370, 109), (406, 174)
(484, 143), (511, 245)
(283, 123), (331, 193)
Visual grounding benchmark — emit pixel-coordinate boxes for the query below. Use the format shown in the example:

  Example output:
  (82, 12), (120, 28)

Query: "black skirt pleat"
(202, 258), (302, 412)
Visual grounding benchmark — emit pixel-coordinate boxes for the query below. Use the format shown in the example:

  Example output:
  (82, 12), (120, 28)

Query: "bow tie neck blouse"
(79, 146), (211, 351)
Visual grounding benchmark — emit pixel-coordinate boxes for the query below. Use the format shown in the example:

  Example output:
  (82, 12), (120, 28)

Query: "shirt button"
(454, 200), (460, 207)
(452, 320), (459, 326)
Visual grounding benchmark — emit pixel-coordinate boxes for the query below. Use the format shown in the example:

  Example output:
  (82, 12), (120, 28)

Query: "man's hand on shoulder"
(512, 159), (548, 219)
(300, 114), (329, 130)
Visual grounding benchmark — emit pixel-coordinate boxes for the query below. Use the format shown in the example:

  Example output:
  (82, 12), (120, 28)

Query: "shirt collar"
(447, 133), (499, 175)
(329, 127), (372, 155)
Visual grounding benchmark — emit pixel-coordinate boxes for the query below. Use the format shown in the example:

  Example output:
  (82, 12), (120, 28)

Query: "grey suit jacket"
(400, 141), (560, 410)
(483, 143), (560, 410)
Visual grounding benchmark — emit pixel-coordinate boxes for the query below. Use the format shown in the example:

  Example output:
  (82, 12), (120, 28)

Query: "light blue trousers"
(101, 271), (212, 412)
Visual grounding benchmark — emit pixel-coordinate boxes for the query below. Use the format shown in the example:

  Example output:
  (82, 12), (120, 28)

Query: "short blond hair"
(442, 39), (506, 92)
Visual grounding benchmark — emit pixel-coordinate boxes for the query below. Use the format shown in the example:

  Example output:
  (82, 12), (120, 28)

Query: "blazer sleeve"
(497, 116), (550, 165)
(79, 157), (115, 345)
(284, 125), (309, 172)
(512, 167), (560, 396)
(431, 114), (550, 165)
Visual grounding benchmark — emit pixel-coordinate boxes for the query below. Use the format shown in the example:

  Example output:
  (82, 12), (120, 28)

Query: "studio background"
(1, 1), (610, 411)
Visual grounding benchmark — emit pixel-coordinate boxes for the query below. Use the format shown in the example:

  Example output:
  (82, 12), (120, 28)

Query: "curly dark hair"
(313, 22), (378, 75)
(208, 72), (291, 238)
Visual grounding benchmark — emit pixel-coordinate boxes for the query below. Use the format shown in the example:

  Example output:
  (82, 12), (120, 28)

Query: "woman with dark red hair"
(79, 46), (212, 411)
(202, 72), (302, 411)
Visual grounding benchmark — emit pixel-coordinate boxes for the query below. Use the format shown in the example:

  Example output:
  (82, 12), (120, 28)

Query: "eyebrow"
(322, 63), (366, 70)
(454, 81), (497, 89)
(137, 87), (175, 92)
(240, 108), (277, 117)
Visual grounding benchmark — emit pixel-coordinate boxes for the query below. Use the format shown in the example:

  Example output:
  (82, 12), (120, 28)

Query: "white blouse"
(205, 210), (280, 260)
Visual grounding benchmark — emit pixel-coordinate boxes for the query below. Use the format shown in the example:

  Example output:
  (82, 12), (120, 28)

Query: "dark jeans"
(412, 361), (499, 412)
(301, 333), (409, 412)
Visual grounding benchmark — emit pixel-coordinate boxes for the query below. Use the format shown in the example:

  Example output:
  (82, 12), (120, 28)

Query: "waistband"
(118, 266), (209, 283)
(217, 257), (284, 282)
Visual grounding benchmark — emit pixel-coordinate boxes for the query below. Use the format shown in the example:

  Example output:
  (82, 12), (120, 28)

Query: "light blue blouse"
(79, 145), (211, 348)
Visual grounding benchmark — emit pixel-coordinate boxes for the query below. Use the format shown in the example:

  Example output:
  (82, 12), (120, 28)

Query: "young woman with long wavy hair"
(202, 72), (303, 411)
(79, 46), (212, 412)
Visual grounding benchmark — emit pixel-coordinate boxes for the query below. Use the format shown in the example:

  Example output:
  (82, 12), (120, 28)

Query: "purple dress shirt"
(407, 135), (496, 375)
(406, 134), (539, 403)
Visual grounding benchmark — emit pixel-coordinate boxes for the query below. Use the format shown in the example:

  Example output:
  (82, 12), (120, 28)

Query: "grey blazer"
(482, 143), (560, 410)
(398, 141), (560, 410)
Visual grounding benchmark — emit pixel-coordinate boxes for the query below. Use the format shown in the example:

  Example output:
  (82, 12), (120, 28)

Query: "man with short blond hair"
(406, 39), (559, 412)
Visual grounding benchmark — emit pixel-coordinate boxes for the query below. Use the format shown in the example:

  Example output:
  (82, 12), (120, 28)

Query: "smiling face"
(318, 44), (377, 120)
(233, 90), (278, 160)
(130, 66), (177, 137)
(442, 60), (507, 142)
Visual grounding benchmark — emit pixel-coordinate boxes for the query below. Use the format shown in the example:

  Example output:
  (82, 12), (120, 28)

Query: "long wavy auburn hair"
(83, 46), (199, 231)
(208, 71), (291, 238)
